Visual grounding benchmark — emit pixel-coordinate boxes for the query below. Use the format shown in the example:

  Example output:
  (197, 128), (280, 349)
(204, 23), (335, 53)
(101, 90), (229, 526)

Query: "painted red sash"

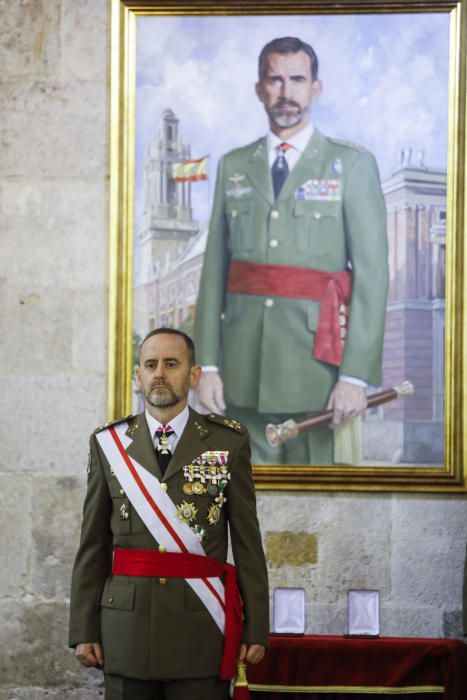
(227, 261), (352, 366)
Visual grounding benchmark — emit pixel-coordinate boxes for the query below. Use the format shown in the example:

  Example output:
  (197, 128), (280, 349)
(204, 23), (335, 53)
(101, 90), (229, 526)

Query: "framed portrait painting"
(108, 0), (467, 491)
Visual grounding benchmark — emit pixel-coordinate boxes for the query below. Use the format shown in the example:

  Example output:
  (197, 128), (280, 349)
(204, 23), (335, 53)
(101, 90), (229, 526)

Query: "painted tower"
(363, 148), (446, 464)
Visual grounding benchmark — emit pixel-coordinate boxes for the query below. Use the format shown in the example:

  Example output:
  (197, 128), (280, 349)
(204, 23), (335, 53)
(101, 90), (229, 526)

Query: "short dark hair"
(258, 37), (319, 81)
(139, 327), (196, 366)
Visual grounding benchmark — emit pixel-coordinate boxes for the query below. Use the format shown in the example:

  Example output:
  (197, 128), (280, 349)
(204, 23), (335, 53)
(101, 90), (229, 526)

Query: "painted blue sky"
(135, 13), (450, 228)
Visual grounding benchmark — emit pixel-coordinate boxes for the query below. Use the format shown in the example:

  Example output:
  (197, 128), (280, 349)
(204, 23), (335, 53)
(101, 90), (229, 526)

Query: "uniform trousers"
(226, 404), (333, 466)
(104, 673), (230, 700)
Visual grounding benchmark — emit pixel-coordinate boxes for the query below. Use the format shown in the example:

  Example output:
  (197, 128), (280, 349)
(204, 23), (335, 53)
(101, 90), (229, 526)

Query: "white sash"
(96, 421), (225, 634)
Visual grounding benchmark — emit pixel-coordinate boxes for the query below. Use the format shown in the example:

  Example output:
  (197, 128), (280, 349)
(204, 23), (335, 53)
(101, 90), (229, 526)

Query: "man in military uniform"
(69, 328), (269, 699)
(194, 36), (389, 465)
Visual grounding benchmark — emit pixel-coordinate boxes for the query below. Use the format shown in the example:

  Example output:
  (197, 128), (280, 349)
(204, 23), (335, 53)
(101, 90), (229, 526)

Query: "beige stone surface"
(266, 531), (318, 566)
(0, 690), (103, 700)
(0, 600), (93, 687)
(1, 79), (107, 178)
(391, 496), (467, 611)
(60, 0), (107, 82)
(0, 375), (105, 473)
(0, 179), (107, 290)
(0, 0), (61, 77)
(30, 475), (83, 599)
(0, 475), (31, 597)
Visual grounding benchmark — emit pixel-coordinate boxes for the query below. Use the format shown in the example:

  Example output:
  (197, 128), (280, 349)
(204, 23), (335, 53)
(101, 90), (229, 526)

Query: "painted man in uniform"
(69, 328), (269, 700)
(194, 37), (389, 465)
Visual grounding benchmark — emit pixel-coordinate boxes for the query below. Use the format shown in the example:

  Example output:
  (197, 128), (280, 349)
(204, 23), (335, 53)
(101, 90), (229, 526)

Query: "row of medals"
(177, 458), (231, 536)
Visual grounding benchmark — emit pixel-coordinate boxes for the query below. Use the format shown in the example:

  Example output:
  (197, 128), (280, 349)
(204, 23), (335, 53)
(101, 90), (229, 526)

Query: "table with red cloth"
(238, 635), (467, 700)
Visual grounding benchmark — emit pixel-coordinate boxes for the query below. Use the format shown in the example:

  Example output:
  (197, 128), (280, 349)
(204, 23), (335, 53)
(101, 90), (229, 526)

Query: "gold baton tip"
(266, 423), (280, 447)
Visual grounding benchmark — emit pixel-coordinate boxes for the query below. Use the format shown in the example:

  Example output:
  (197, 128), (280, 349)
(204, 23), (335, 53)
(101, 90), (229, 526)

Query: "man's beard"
(146, 384), (181, 408)
(267, 100), (307, 129)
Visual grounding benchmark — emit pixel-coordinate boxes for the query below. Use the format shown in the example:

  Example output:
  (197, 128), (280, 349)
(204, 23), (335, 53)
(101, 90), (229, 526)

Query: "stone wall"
(0, 1), (466, 698)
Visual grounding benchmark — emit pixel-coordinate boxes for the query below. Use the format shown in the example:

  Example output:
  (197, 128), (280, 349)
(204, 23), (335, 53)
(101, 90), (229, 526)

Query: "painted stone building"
(133, 108), (200, 341)
(363, 148), (446, 464)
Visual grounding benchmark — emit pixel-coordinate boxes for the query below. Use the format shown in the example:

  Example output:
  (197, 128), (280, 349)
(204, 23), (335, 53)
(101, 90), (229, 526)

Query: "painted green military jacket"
(68, 409), (269, 680)
(194, 128), (389, 414)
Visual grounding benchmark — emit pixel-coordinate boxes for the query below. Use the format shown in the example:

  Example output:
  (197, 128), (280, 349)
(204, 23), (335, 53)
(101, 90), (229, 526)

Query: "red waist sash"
(227, 261), (352, 366)
(112, 548), (243, 680)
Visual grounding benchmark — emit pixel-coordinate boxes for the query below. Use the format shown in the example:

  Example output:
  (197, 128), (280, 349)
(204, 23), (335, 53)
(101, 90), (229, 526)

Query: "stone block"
(0, 179), (107, 290)
(382, 603), (443, 637)
(0, 0), (61, 78)
(0, 79), (107, 178)
(71, 289), (108, 375)
(391, 497), (467, 610)
(0, 375), (106, 473)
(29, 475), (84, 599)
(60, 0), (107, 82)
(0, 599), (101, 688)
(266, 531), (317, 566)
(0, 690), (103, 700)
(0, 475), (31, 597)
(0, 281), (73, 374)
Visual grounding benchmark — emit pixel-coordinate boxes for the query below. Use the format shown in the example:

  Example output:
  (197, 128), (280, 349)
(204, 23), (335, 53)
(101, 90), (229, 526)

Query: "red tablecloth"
(238, 635), (467, 700)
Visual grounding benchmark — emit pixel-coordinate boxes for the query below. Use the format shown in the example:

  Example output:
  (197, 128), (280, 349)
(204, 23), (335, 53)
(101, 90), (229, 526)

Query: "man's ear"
(311, 79), (323, 103)
(190, 365), (202, 389)
(134, 365), (141, 389)
(255, 81), (264, 104)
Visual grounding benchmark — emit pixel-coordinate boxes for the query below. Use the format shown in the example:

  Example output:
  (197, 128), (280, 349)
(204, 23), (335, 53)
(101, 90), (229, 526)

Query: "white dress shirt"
(267, 121), (314, 171)
(145, 405), (190, 453)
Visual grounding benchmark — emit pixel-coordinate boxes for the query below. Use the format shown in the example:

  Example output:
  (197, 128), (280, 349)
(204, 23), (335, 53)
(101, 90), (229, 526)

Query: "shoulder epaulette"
(226, 137), (264, 160)
(206, 413), (247, 434)
(94, 415), (133, 434)
(327, 136), (366, 153)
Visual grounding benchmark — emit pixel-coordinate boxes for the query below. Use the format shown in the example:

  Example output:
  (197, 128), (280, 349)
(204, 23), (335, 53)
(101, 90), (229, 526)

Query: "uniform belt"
(112, 548), (243, 680)
(227, 261), (352, 366)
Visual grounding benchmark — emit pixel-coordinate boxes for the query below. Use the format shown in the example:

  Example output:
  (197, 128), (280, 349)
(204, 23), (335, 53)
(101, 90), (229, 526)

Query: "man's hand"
(75, 642), (104, 668)
(326, 379), (367, 428)
(196, 371), (226, 414)
(238, 643), (266, 665)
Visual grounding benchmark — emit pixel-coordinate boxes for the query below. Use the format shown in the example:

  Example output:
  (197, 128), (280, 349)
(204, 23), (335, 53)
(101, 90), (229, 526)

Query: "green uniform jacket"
(69, 409), (269, 680)
(194, 129), (389, 414)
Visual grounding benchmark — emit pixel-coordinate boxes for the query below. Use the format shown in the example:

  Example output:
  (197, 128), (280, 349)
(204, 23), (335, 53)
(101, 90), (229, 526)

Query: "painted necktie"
(155, 425), (174, 475)
(271, 142), (292, 198)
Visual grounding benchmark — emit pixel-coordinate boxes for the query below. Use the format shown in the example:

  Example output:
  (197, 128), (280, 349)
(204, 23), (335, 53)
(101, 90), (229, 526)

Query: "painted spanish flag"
(172, 155), (209, 182)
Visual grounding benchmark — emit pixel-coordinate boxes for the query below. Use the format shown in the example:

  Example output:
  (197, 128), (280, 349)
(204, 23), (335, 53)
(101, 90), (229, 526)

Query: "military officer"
(69, 328), (269, 700)
(194, 36), (389, 465)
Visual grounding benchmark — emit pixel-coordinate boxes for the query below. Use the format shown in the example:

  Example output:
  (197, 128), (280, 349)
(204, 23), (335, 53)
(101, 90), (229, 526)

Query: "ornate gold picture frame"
(109, 0), (467, 492)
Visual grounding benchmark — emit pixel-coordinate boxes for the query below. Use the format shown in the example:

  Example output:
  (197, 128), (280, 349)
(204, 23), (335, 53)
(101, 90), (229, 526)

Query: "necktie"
(271, 142), (291, 199)
(155, 425), (174, 475)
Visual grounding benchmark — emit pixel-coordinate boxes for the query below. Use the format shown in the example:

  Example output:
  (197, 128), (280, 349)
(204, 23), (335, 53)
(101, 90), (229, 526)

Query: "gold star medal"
(177, 501), (198, 524)
(207, 503), (221, 526)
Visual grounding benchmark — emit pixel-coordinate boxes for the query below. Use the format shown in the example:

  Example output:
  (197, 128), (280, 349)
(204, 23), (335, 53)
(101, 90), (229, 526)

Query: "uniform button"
(108, 597), (113, 604)
(269, 239), (278, 248)
(220, 312), (225, 320)
(271, 210), (280, 219)
(264, 298), (274, 308)
(231, 209), (238, 218)
(160, 483), (168, 491)
(158, 545), (166, 553)
(119, 489), (125, 496)
(313, 210), (322, 220)
(159, 578), (167, 585)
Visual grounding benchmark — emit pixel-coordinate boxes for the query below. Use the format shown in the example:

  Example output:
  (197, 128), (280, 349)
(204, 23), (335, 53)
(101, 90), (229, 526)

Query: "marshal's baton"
(266, 381), (414, 447)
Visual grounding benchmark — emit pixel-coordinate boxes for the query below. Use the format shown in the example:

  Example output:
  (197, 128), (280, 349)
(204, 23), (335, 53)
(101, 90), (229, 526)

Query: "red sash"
(112, 548), (243, 680)
(227, 261), (352, 366)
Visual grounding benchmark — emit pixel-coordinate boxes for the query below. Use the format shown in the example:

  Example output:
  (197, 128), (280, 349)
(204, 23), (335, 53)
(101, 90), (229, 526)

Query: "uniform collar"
(267, 121), (314, 155)
(145, 404), (189, 439)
